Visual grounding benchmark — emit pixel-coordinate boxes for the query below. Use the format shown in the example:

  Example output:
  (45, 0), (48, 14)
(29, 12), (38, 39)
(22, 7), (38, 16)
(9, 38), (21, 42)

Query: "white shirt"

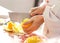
(43, 0), (60, 38)
(43, 0), (60, 43)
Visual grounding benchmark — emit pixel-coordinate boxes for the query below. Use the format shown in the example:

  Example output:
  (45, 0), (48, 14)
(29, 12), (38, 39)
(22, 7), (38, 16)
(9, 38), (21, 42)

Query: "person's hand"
(22, 15), (44, 34)
(29, 7), (45, 16)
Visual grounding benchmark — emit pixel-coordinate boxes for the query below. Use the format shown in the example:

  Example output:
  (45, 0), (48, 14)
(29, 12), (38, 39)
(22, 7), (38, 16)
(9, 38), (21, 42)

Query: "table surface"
(0, 26), (55, 43)
(0, 26), (22, 43)
(0, 25), (47, 43)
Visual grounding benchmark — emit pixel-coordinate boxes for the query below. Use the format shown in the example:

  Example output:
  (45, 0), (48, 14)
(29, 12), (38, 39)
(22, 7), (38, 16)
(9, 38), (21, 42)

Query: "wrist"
(38, 2), (47, 14)
(39, 1), (48, 8)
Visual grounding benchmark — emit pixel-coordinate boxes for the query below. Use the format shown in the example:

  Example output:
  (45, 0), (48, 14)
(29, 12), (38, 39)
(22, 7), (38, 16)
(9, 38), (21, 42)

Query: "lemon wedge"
(4, 21), (14, 31)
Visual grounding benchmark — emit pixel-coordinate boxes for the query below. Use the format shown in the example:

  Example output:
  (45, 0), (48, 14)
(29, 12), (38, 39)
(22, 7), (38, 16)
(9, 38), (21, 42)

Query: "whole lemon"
(21, 18), (32, 29)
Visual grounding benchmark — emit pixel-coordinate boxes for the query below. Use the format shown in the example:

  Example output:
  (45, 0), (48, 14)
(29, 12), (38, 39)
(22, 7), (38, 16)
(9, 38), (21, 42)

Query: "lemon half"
(24, 36), (43, 43)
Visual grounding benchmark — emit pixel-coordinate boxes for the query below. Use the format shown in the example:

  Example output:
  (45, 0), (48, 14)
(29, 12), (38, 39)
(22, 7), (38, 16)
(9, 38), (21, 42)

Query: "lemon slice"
(3, 21), (14, 31)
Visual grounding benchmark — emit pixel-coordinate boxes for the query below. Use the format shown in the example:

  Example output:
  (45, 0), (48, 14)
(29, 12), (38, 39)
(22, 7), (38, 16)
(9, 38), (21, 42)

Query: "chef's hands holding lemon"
(22, 7), (44, 34)
(29, 7), (45, 16)
(22, 15), (44, 34)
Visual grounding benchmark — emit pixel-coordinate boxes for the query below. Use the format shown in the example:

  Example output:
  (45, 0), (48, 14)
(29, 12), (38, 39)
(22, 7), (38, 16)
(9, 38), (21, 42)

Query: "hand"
(22, 15), (44, 34)
(29, 7), (45, 16)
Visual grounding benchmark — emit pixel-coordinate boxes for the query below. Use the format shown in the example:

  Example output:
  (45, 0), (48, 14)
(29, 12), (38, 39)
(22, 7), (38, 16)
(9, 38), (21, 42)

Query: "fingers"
(29, 7), (43, 17)
(23, 20), (41, 34)
(29, 7), (38, 16)
(30, 10), (38, 16)
(29, 7), (38, 13)
(30, 10), (42, 16)
(23, 16), (44, 34)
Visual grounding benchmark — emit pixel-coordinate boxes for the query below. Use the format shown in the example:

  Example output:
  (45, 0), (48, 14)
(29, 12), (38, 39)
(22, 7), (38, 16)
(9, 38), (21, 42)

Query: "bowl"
(9, 12), (31, 22)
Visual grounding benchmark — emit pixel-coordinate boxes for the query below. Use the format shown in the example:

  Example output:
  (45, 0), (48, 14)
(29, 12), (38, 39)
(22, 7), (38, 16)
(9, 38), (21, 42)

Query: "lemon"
(5, 21), (14, 31)
(24, 36), (43, 43)
(4, 19), (30, 34)
(21, 18), (32, 29)
(13, 22), (24, 33)
(21, 18), (30, 25)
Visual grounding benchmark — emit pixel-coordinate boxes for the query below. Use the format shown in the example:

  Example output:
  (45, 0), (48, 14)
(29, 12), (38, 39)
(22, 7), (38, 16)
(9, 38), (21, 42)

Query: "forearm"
(39, 0), (48, 7)
(39, 0), (48, 12)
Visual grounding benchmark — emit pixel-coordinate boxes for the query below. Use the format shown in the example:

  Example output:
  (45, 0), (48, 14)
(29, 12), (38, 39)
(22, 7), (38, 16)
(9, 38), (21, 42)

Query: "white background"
(0, 0), (35, 13)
